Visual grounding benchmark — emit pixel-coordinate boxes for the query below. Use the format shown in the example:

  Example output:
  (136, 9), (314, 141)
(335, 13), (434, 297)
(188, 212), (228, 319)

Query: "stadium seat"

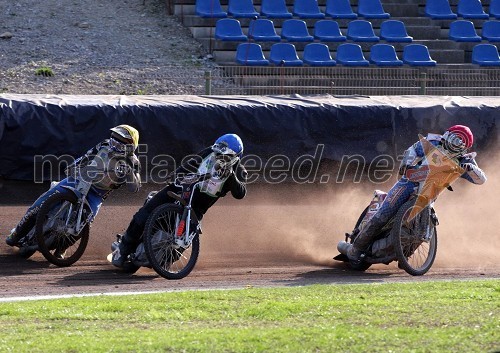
(425, 0), (457, 19)
(402, 44), (437, 66)
(457, 0), (489, 19)
(380, 20), (413, 42)
(269, 43), (304, 66)
(293, 0), (326, 19)
(490, 0), (500, 18)
(357, 0), (390, 19)
(215, 19), (248, 41)
(336, 43), (370, 66)
(248, 19), (281, 42)
(235, 43), (269, 65)
(449, 20), (481, 42)
(325, 0), (357, 19)
(314, 20), (347, 42)
(281, 19), (314, 42)
(260, 0), (293, 18)
(482, 20), (500, 42)
(346, 20), (380, 42)
(369, 44), (403, 66)
(472, 44), (500, 65)
(228, 0), (260, 18)
(195, 0), (227, 18)
(303, 43), (337, 66)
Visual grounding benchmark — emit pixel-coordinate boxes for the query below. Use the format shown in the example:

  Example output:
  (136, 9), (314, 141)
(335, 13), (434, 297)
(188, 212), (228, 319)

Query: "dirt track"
(1, 181), (499, 300)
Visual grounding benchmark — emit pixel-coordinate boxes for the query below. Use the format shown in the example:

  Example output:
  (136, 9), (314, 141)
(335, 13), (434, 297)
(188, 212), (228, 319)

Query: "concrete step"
(189, 24), (442, 41)
(182, 15), (435, 29)
(176, 3), (420, 18)
(213, 47), (465, 64)
(206, 39), (468, 51)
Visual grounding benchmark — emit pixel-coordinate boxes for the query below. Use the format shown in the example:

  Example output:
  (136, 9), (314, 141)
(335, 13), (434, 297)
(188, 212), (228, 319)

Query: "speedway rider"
(338, 125), (487, 263)
(6, 125), (141, 248)
(111, 133), (247, 268)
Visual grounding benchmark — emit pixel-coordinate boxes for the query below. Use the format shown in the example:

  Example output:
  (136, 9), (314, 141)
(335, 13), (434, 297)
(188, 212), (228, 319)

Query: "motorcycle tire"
(392, 200), (438, 276)
(349, 206), (372, 272)
(143, 204), (200, 280)
(35, 190), (90, 267)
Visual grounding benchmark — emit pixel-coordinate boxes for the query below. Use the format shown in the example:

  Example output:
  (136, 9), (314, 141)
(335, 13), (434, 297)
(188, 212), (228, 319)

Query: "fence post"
(205, 71), (212, 95)
(419, 71), (427, 95)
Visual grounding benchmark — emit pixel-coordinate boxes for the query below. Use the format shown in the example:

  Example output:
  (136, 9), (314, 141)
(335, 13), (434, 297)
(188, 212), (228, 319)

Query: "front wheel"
(143, 204), (200, 280)
(392, 200), (438, 276)
(35, 190), (90, 267)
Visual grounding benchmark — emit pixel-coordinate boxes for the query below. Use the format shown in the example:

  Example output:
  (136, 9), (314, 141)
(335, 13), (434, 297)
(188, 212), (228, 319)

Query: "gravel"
(0, 0), (217, 95)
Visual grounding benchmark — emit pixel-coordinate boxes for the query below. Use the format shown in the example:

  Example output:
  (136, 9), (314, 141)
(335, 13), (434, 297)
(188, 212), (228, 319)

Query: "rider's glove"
(115, 161), (132, 178)
(460, 163), (474, 172)
(213, 162), (232, 179)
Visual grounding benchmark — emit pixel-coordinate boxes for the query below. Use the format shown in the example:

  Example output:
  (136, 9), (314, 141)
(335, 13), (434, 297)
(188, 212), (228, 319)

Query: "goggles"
(212, 142), (236, 156)
(110, 137), (135, 154)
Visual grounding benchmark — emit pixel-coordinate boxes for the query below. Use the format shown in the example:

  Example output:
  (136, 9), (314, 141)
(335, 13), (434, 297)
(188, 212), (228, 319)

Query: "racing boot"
(5, 229), (21, 247)
(347, 217), (385, 262)
(111, 233), (134, 268)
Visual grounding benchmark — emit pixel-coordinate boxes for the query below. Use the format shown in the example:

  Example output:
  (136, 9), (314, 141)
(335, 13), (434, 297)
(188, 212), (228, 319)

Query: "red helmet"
(442, 125), (474, 155)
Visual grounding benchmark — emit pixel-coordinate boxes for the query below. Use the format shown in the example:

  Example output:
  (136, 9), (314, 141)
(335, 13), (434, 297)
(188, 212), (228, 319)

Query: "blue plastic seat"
(472, 44), (500, 65)
(358, 0), (390, 19)
(490, 0), (500, 18)
(482, 21), (500, 42)
(336, 43), (370, 66)
(303, 43), (337, 66)
(402, 44), (437, 66)
(425, 0), (457, 19)
(380, 20), (413, 42)
(235, 43), (270, 66)
(260, 0), (293, 18)
(369, 44), (403, 66)
(281, 19), (314, 42)
(449, 20), (481, 42)
(325, 0), (357, 19)
(314, 20), (347, 42)
(215, 19), (248, 41)
(458, 0), (489, 19)
(248, 19), (281, 42)
(347, 20), (380, 42)
(228, 0), (259, 18)
(195, 0), (227, 18)
(293, 0), (326, 19)
(269, 43), (303, 66)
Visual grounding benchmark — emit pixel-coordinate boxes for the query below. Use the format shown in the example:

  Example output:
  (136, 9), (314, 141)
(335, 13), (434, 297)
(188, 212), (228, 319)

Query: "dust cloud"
(25, 149), (499, 272)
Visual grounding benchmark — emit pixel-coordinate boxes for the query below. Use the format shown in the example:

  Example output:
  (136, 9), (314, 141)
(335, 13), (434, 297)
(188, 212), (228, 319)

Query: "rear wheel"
(392, 200), (438, 276)
(143, 204), (200, 280)
(35, 190), (90, 267)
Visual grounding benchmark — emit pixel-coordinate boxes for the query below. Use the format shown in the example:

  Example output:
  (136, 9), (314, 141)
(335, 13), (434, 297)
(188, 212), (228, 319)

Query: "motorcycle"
(34, 179), (95, 267)
(110, 173), (211, 279)
(334, 136), (465, 276)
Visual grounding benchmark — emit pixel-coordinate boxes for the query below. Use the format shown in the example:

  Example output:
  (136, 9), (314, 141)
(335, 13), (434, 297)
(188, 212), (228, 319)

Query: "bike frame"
(57, 179), (94, 236)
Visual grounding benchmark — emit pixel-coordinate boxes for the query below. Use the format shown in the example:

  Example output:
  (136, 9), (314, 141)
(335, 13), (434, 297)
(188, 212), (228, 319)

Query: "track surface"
(1, 182), (498, 300)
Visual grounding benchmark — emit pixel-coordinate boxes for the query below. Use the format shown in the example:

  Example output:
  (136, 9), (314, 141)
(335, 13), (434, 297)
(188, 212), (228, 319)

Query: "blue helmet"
(212, 133), (243, 167)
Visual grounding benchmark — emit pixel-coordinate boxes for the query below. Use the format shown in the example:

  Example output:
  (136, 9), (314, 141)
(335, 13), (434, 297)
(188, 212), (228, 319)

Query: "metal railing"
(207, 66), (500, 96)
(3, 64), (499, 96)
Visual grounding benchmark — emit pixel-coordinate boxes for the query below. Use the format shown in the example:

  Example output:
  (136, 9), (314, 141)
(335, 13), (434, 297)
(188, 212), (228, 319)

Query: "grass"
(34, 67), (54, 77)
(0, 280), (498, 353)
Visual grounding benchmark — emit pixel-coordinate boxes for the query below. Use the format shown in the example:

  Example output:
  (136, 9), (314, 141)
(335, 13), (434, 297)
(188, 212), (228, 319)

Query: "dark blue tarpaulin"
(0, 94), (498, 180)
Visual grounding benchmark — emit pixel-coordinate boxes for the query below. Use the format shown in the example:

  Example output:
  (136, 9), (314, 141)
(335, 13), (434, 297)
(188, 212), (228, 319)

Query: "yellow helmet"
(110, 125), (139, 152)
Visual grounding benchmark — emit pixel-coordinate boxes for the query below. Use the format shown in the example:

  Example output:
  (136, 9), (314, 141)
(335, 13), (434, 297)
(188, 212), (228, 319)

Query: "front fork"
(176, 206), (195, 247)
